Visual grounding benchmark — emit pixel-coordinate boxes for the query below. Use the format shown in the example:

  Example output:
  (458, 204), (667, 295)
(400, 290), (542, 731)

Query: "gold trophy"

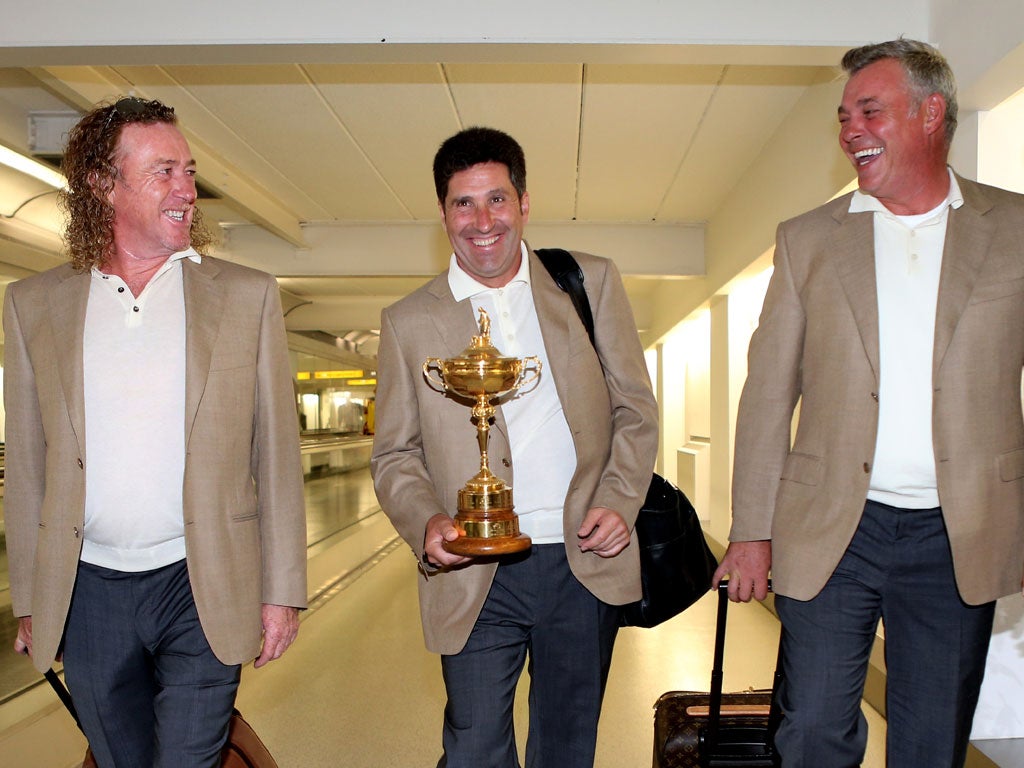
(423, 308), (541, 556)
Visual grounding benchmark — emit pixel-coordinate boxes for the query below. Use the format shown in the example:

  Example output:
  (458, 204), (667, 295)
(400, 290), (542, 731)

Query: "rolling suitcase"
(653, 582), (782, 767)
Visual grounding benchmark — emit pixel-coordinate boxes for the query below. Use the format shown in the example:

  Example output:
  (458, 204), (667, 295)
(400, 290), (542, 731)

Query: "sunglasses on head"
(103, 96), (173, 129)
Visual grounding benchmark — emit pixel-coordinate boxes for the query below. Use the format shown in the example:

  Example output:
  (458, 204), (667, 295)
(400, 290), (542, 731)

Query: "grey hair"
(841, 38), (958, 144)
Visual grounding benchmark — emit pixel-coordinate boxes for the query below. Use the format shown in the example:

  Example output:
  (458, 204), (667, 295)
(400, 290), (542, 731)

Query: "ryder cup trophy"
(423, 308), (541, 556)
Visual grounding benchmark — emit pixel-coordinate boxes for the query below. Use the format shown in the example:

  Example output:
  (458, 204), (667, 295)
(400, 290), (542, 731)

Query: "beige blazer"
(370, 249), (659, 654)
(3, 256), (307, 672)
(732, 175), (1024, 605)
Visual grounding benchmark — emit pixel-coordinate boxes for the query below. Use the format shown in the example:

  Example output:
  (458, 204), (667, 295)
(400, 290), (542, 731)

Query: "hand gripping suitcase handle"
(706, 580), (782, 758)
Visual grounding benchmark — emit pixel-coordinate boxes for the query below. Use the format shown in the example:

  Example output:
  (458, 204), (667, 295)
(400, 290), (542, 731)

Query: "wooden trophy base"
(442, 506), (532, 556)
(442, 532), (532, 556)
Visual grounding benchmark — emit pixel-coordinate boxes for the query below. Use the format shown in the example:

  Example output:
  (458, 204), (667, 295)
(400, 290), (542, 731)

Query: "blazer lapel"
(182, 258), (226, 448)
(49, 267), (90, 455)
(830, 209), (881, 382)
(425, 273), (479, 359)
(933, 181), (993, 375)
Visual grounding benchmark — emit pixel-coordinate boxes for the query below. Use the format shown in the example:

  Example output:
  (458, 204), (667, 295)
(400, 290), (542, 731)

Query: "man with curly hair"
(3, 96), (307, 767)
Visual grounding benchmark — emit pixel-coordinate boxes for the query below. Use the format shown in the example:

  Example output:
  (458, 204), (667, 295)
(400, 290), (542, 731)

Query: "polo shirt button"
(133, 306), (140, 312)
(118, 286), (125, 293)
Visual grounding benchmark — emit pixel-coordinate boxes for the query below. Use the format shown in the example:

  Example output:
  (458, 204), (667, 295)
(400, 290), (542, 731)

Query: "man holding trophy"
(371, 127), (658, 768)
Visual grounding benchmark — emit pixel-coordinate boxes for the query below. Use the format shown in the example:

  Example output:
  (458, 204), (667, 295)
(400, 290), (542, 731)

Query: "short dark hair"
(59, 96), (213, 270)
(841, 38), (958, 144)
(432, 127), (527, 204)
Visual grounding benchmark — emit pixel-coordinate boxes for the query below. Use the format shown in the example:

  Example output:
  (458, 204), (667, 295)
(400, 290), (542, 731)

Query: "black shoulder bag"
(535, 248), (719, 628)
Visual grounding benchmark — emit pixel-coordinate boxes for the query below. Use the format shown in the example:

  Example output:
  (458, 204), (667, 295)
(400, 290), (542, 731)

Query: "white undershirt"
(448, 245), (577, 543)
(851, 169), (963, 509)
(80, 249), (199, 571)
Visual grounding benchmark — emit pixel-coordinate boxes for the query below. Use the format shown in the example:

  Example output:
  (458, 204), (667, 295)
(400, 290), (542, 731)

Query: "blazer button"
(77, 458), (84, 469)
(863, 462), (871, 473)
(74, 527), (80, 538)
(870, 392), (879, 402)
(502, 458), (511, 467)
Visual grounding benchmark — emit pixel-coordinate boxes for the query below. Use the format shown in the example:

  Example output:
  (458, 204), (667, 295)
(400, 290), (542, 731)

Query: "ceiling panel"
(161, 64), (411, 221)
(306, 63), (460, 220)
(577, 64), (722, 221)
(658, 65), (830, 221)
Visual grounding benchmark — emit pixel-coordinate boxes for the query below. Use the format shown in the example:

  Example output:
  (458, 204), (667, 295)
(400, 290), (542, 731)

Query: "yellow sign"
(295, 371), (372, 384)
(302, 370), (365, 380)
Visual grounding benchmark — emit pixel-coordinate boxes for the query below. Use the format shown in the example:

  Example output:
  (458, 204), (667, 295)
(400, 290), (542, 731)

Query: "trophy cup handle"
(423, 358), (448, 392)
(515, 356), (543, 391)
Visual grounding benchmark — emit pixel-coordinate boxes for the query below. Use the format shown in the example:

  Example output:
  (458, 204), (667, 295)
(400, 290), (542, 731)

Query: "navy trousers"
(774, 501), (995, 768)
(437, 544), (620, 768)
(62, 560), (241, 768)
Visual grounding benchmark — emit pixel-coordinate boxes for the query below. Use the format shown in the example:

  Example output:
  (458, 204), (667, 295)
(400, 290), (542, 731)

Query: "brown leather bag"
(221, 709), (279, 768)
(45, 670), (279, 767)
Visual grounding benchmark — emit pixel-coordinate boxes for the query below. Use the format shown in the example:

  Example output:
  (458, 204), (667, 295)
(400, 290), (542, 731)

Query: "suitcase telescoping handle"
(44, 668), (85, 732)
(705, 580), (783, 757)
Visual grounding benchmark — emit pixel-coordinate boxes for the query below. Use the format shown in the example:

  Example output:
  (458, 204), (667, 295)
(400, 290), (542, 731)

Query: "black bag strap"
(534, 248), (596, 347)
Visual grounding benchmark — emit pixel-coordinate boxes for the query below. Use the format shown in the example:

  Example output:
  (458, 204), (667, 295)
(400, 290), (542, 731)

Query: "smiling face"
(838, 57), (949, 214)
(440, 161), (529, 288)
(107, 121), (198, 262)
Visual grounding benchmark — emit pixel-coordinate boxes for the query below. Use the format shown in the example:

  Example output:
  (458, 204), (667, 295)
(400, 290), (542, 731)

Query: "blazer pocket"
(780, 452), (824, 486)
(969, 276), (1024, 305)
(998, 447), (1024, 482)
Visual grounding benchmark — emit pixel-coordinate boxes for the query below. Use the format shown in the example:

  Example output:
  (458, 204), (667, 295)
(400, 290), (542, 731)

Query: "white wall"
(968, 86), (1024, 741)
(0, 1), (928, 51)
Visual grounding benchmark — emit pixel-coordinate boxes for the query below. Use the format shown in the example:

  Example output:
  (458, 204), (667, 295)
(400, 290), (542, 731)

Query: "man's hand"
(254, 604), (299, 668)
(578, 507), (630, 558)
(14, 616), (32, 657)
(423, 513), (475, 569)
(712, 540), (772, 602)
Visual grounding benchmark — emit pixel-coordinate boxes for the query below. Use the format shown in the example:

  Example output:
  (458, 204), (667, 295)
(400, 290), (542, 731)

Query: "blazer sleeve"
(369, 305), (448, 559)
(585, 256), (660, 524)
(2, 284), (46, 618)
(251, 277), (308, 608)
(730, 222), (806, 541)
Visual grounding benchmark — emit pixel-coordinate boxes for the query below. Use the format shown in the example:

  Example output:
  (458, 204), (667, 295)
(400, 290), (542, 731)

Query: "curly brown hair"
(58, 96), (214, 271)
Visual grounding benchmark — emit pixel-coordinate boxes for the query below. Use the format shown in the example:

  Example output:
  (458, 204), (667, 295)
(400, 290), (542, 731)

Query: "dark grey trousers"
(437, 544), (620, 768)
(774, 501), (995, 768)
(63, 559), (241, 768)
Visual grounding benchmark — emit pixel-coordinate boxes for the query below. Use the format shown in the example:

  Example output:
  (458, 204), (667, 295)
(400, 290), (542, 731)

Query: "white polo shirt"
(852, 170), (964, 509)
(448, 245), (577, 543)
(80, 249), (198, 571)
